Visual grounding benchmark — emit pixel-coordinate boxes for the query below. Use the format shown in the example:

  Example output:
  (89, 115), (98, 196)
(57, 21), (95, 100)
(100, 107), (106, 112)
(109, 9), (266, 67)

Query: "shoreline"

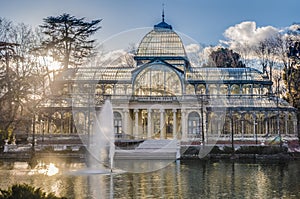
(1, 145), (300, 161)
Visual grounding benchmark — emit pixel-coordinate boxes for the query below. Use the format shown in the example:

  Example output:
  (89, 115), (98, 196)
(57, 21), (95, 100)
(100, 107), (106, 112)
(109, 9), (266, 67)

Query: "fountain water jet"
(89, 100), (115, 172)
(69, 100), (116, 175)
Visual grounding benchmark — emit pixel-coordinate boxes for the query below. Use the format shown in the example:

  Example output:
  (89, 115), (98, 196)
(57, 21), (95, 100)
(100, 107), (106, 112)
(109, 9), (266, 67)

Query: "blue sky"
(1, 0), (300, 46)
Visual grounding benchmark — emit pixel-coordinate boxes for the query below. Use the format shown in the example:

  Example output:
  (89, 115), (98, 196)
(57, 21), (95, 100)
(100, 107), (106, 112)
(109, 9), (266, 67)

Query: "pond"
(0, 157), (299, 199)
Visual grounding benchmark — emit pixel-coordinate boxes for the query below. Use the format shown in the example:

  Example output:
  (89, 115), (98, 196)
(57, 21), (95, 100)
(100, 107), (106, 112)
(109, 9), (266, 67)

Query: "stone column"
(181, 109), (187, 140)
(147, 108), (152, 139)
(293, 114), (297, 135)
(265, 112), (269, 135)
(228, 84), (232, 95)
(123, 109), (129, 136)
(172, 109), (177, 139)
(284, 112), (288, 135)
(217, 114), (221, 136)
(160, 109), (165, 139)
(134, 109), (139, 139)
(276, 111), (280, 135)
(253, 114), (258, 144)
(47, 117), (50, 134)
(241, 113), (245, 139)
(239, 84), (242, 95)
(60, 112), (64, 134)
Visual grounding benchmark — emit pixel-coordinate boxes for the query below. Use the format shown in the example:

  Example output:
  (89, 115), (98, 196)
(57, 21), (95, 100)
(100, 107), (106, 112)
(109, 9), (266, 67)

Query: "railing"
(72, 93), (278, 106)
(133, 96), (179, 102)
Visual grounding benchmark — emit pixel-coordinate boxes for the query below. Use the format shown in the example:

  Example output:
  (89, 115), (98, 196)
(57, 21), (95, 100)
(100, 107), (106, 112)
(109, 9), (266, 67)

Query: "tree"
(207, 48), (245, 68)
(0, 41), (21, 140)
(0, 19), (45, 143)
(39, 13), (102, 69)
(285, 40), (300, 108)
(254, 36), (281, 81)
(279, 24), (300, 140)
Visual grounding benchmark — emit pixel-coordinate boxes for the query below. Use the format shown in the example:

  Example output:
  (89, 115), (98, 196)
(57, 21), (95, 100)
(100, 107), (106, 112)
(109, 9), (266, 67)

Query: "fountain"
(70, 100), (116, 175)
(89, 100), (115, 171)
(67, 100), (117, 199)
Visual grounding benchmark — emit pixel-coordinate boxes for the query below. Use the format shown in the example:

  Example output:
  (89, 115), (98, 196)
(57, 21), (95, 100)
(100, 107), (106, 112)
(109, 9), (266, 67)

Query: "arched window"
(134, 64), (182, 96)
(231, 84), (240, 95)
(253, 84), (260, 96)
(208, 84), (217, 95)
(262, 86), (269, 95)
(73, 112), (86, 134)
(242, 84), (251, 95)
(105, 85), (113, 95)
(95, 85), (103, 95)
(186, 84), (195, 95)
(115, 85), (125, 95)
(219, 85), (228, 95)
(188, 112), (201, 136)
(114, 112), (122, 134)
(196, 84), (206, 95)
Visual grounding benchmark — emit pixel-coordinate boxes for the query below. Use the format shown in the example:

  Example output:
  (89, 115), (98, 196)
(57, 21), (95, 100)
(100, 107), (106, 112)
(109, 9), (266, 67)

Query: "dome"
(136, 26), (187, 58)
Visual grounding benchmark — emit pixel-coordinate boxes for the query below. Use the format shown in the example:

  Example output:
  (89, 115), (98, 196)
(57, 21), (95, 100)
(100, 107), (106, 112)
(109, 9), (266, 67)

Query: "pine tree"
(39, 13), (102, 69)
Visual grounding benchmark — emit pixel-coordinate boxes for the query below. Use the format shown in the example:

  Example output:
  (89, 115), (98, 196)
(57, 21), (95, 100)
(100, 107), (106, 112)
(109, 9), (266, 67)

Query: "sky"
(1, 0), (300, 47)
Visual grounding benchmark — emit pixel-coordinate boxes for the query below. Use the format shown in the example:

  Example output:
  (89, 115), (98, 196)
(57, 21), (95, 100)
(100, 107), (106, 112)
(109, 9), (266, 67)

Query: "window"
(186, 84), (195, 95)
(231, 84), (240, 95)
(188, 112), (201, 135)
(196, 84), (206, 95)
(113, 112), (122, 134)
(134, 64), (182, 96)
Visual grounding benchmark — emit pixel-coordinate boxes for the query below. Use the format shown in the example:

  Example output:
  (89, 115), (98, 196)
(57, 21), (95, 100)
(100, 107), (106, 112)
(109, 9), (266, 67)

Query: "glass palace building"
(39, 17), (298, 144)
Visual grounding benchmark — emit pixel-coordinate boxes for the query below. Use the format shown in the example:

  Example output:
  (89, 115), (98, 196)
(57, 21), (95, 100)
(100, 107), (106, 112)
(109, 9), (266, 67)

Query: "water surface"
(0, 158), (299, 199)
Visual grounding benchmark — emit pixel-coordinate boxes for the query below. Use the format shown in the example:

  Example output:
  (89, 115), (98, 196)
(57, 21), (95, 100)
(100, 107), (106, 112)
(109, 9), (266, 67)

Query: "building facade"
(38, 17), (298, 144)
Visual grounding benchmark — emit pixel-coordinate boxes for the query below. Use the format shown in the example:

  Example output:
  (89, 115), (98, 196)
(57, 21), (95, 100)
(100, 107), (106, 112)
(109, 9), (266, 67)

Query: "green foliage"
(207, 47), (245, 68)
(209, 146), (223, 154)
(236, 146), (262, 154)
(223, 146), (235, 154)
(39, 13), (102, 69)
(0, 20), (44, 145)
(285, 39), (300, 139)
(235, 146), (288, 154)
(0, 184), (67, 199)
(209, 146), (234, 154)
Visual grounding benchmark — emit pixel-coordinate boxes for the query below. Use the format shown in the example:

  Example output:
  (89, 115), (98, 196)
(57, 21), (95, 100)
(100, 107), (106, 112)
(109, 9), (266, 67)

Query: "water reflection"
(0, 158), (300, 199)
(28, 162), (59, 176)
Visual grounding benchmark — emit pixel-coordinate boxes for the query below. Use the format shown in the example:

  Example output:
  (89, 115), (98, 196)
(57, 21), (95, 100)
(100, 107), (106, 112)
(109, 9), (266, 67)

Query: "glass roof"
(136, 29), (187, 58)
(74, 66), (269, 82)
(188, 67), (267, 81)
(75, 67), (132, 81)
(208, 96), (295, 109)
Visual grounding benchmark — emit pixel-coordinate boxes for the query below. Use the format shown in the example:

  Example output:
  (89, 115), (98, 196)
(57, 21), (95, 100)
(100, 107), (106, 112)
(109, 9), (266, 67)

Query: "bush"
(236, 146), (262, 154)
(0, 184), (67, 199)
(182, 146), (199, 156)
(210, 146), (224, 154)
(236, 145), (288, 154)
(223, 146), (234, 154)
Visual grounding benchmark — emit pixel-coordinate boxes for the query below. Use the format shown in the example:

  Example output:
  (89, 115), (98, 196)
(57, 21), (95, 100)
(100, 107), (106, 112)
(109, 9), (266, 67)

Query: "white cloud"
(201, 45), (222, 59)
(288, 24), (300, 32)
(185, 43), (200, 53)
(222, 21), (279, 49)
